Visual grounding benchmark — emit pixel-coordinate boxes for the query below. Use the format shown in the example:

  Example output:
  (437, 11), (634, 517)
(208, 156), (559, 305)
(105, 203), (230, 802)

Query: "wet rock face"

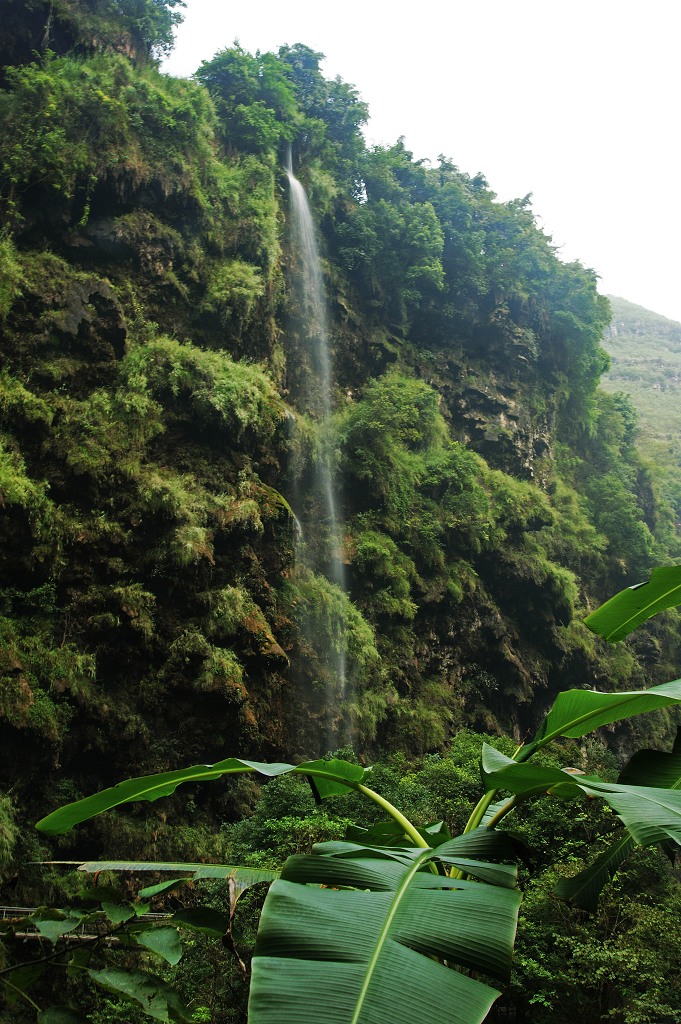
(0, 1), (48, 69)
(458, 379), (528, 470)
(50, 278), (127, 353)
(417, 363), (552, 480)
(66, 213), (182, 272)
(2, 259), (127, 395)
(65, 219), (139, 261)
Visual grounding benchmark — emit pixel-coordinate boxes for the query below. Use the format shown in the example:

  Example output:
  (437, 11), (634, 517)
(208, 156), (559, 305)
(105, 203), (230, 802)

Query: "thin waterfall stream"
(285, 156), (348, 745)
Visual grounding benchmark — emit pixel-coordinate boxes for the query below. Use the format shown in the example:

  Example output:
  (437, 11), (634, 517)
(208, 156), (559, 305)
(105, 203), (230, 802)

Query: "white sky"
(163, 0), (681, 323)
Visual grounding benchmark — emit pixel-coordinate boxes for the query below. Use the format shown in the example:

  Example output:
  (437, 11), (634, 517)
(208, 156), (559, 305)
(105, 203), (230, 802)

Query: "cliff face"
(0, 16), (676, 850)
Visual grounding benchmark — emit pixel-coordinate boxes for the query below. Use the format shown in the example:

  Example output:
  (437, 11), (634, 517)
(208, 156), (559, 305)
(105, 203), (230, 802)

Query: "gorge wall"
(1, 2), (679, 857)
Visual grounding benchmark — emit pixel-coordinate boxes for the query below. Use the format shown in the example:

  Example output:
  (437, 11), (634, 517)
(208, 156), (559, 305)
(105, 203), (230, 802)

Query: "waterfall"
(285, 154), (348, 745)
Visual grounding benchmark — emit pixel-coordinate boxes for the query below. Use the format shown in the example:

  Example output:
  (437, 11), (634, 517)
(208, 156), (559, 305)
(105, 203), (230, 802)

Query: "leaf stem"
(1, 977), (42, 1012)
(485, 795), (518, 829)
(463, 741), (533, 834)
(354, 783), (431, 848)
(463, 789), (499, 834)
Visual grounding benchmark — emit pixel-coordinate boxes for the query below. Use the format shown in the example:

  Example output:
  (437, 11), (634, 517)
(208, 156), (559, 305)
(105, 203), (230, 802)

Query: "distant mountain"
(601, 296), (681, 524)
(602, 295), (681, 450)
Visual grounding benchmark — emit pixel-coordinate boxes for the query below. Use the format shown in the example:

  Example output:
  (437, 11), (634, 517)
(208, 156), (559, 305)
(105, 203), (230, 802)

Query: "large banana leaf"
(527, 679), (681, 750)
(35, 758), (368, 835)
(554, 745), (680, 908)
(39, 859), (278, 883)
(618, 747), (681, 789)
(248, 836), (521, 1024)
(584, 565), (681, 641)
(324, 826), (520, 867)
(482, 744), (681, 846)
(487, 742), (681, 909)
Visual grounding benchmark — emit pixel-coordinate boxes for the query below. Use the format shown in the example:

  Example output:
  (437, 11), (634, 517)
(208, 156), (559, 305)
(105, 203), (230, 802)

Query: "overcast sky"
(163, 0), (681, 323)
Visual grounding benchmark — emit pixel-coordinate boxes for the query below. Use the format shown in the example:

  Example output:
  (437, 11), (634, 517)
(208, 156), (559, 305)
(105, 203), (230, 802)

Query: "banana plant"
(583, 564), (681, 641)
(18, 569), (681, 1023)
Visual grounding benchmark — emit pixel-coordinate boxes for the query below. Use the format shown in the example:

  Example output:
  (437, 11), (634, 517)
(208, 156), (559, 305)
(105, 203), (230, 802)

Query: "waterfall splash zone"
(285, 155), (349, 746)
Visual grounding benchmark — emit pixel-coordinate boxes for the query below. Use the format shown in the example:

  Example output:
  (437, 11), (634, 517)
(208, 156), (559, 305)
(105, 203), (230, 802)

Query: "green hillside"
(602, 295), (681, 518)
(602, 295), (681, 446)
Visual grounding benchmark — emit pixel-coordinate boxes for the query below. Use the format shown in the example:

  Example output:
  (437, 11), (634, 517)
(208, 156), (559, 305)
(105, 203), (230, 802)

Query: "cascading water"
(285, 153), (348, 745)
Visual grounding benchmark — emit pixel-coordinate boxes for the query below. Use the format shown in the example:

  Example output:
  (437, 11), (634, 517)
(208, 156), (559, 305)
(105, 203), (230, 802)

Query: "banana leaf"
(555, 745), (681, 908)
(36, 759), (368, 835)
(248, 836), (521, 1024)
(618, 748), (681, 789)
(527, 679), (681, 750)
(482, 744), (681, 846)
(44, 860), (278, 887)
(554, 834), (636, 909)
(584, 565), (681, 641)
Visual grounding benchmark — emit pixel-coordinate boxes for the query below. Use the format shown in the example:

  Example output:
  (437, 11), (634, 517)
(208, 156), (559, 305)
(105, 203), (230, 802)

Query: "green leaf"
(313, 839), (419, 863)
(136, 926), (183, 965)
(68, 947), (94, 975)
(618, 748), (681, 789)
(30, 910), (86, 942)
(38, 1009), (89, 1024)
(481, 744), (591, 797)
(66, 860), (278, 899)
(64, 859), (278, 887)
(530, 680), (681, 748)
(172, 908), (229, 936)
(345, 820), (453, 848)
(138, 878), (193, 899)
(35, 760), (280, 834)
(420, 820), (453, 844)
(554, 834), (636, 910)
(331, 827), (520, 870)
(36, 759), (368, 835)
(88, 967), (192, 1023)
(192, 865), (278, 890)
(584, 565), (681, 641)
(555, 744), (681, 909)
(441, 825), (523, 862)
(584, 781), (681, 846)
(304, 758), (368, 800)
(73, 861), (215, 872)
(482, 745), (681, 848)
(102, 901), (135, 924)
(248, 840), (521, 1024)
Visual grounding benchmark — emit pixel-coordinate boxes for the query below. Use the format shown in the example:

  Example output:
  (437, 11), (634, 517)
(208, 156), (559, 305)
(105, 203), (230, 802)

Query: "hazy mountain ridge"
(602, 295), (681, 448)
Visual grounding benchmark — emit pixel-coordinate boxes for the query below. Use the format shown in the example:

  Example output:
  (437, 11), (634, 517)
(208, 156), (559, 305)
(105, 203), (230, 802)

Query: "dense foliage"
(12, 656), (681, 1024)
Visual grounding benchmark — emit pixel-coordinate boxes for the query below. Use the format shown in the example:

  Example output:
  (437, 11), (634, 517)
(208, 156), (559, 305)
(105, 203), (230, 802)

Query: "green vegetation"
(602, 296), (681, 451)
(7, 574), (681, 1023)
(601, 295), (681, 535)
